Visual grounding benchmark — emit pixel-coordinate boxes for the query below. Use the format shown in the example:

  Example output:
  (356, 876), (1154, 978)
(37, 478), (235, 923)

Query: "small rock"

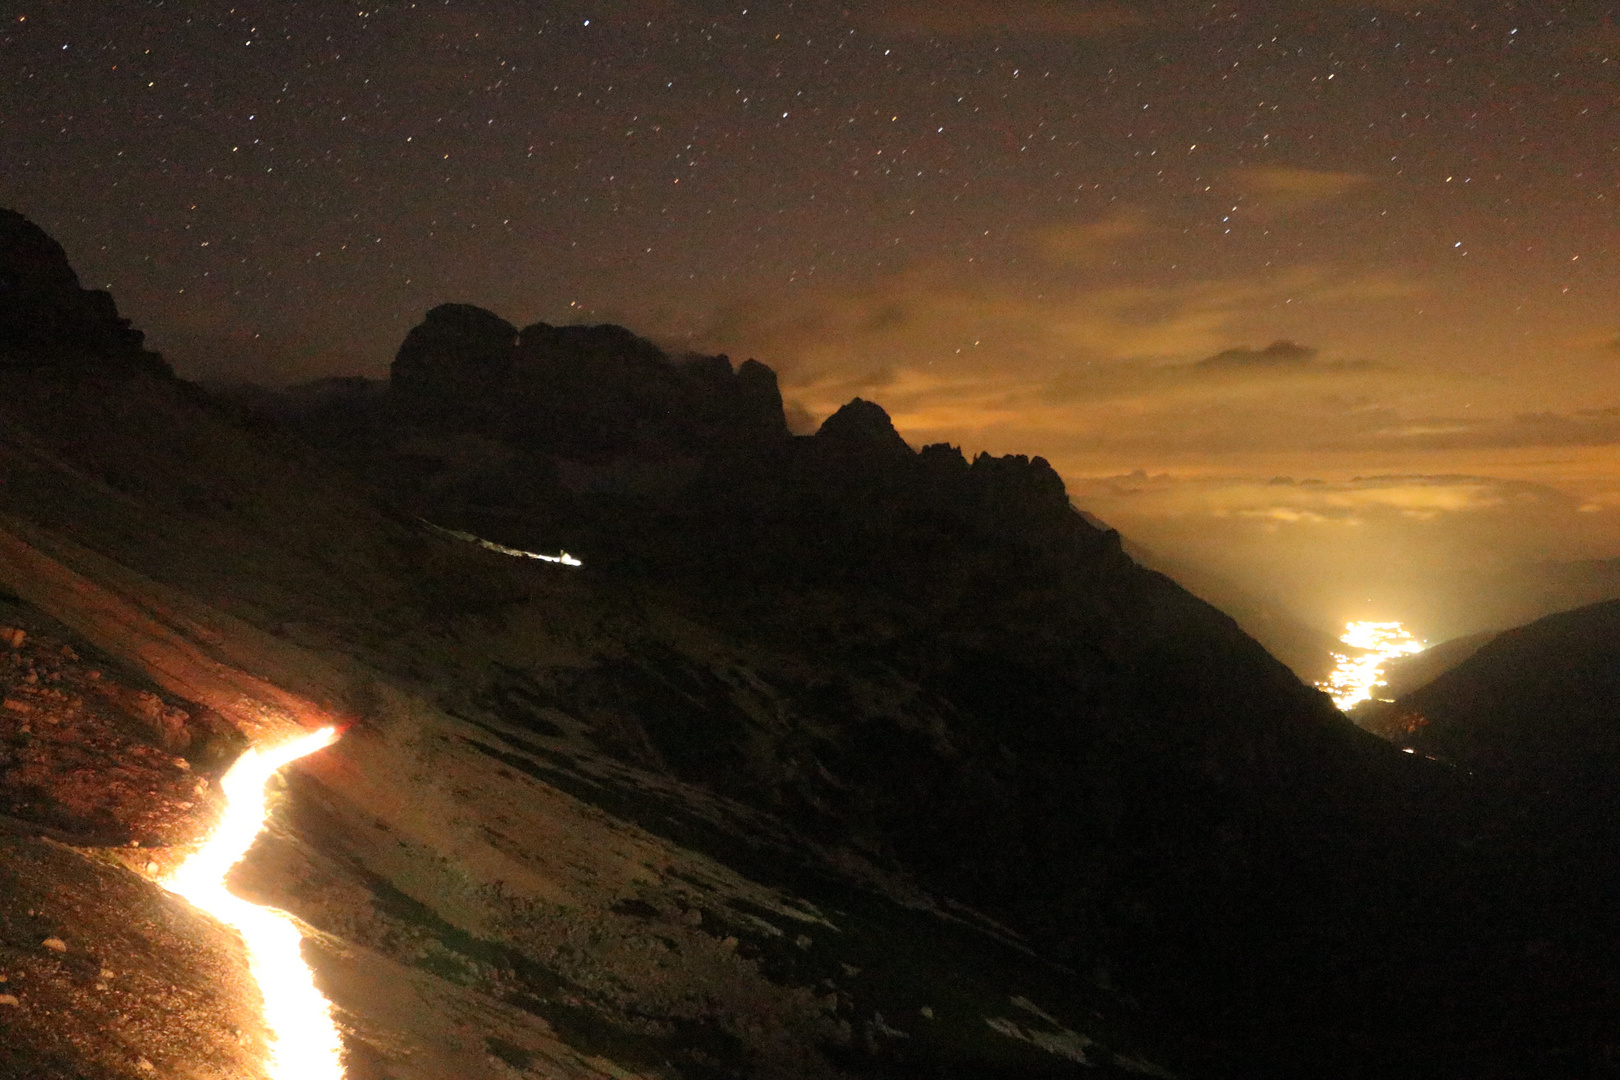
(100, 968), (114, 978)
(173, 757), (191, 770)
(2, 697), (32, 713)
(794, 933), (813, 950)
(0, 627), (24, 649)
(920, 1005), (935, 1019)
(145, 861), (159, 873)
(0, 994), (18, 1007)
(59, 645), (77, 660)
(87, 669), (100, 680)
(41, 937), (67, 952)
(137, 1058), (155, 1072)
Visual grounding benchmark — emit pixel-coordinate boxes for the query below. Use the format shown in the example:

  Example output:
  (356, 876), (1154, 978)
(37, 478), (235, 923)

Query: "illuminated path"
(162, 727), (345, 1080)
(1317, 621), (1425, 712)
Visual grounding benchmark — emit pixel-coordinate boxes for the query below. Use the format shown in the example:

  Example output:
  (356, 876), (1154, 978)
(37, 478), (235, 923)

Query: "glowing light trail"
(421, 519), (582, 565)
(162, 726), (344, 1080)
(1317, 621), (1425, 711)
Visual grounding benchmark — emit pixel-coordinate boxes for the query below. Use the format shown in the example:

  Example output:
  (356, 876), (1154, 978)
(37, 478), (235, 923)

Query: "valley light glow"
(1318, 621), (1426, 712)
(162, 726), (344, 1080)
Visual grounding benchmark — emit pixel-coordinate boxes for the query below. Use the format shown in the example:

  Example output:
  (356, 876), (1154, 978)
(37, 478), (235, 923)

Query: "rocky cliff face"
(3, 213), (1618, 1080)
(389, 304), (790, 455)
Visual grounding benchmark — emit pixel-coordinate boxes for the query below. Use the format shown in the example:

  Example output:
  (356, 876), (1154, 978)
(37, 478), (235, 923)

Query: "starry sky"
(4, 0), (1619, 641)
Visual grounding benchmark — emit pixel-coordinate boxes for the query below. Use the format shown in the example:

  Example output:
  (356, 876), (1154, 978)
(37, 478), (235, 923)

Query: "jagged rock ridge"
(391, 302), (789, 454)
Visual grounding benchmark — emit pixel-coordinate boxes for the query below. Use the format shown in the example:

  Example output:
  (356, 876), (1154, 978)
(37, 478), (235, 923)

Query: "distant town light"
(1317, 621), (1425, 711)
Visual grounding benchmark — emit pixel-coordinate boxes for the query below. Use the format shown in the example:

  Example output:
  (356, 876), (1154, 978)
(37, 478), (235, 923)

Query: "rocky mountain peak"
(0, 207), (82, 295)
(813, 397), (912, 456)
(516, 319), (667, 365)
(0, 207), (167, 372)
(389, 305), (790, 455)
(390, 302), (518, 420)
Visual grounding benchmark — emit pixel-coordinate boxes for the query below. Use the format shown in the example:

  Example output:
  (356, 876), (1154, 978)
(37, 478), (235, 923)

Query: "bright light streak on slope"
(162, 727), (344, 1080)
(421, 520), (582, 565)
(1317, 621), (1425, 712)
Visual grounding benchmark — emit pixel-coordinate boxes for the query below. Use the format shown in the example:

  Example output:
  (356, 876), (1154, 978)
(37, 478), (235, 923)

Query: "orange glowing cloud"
(1224, 166), (1375, 212)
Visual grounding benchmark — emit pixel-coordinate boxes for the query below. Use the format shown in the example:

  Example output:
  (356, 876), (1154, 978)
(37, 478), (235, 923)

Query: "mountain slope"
(1115, 538), (1345, 685)
(1401, 600), (1620, 794)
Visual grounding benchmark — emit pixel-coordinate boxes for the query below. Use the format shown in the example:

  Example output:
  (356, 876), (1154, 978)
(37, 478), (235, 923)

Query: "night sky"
(5, 1), (1619, 639)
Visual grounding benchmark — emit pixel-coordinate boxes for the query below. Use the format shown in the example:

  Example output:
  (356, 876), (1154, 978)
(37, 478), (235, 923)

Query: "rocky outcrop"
(390, 303), (518, 423)
(373, 305), (1109, 586)
(504, 321), (790, 455)
(0, 208), (168, 373)
(389, 305), (790, 456)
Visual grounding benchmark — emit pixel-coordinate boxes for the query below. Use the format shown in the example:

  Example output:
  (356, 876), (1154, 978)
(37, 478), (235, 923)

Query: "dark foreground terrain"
(2, 206), (1618, 1079)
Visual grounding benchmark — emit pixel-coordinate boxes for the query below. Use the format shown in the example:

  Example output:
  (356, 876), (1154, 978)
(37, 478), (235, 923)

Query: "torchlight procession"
(161, 726), (346, 1080)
